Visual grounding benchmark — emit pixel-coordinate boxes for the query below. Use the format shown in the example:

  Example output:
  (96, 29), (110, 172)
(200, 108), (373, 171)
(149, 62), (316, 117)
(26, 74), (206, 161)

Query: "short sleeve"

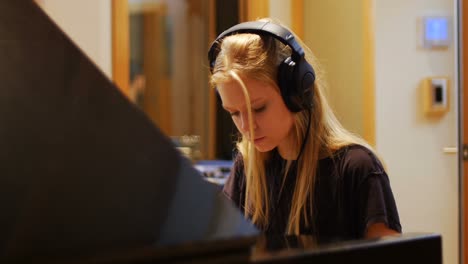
(359, 171), (402, 235)
(341, 146), (402, 237)
(222, 153), (245, 210)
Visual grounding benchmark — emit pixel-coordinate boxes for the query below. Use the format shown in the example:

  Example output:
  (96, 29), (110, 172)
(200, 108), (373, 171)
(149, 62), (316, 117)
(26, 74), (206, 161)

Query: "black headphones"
(208, 21), (316, 113)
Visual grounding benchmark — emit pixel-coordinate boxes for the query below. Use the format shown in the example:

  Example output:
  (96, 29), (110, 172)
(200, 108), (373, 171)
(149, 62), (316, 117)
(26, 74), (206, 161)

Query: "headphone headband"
(208, 21), (304, 71)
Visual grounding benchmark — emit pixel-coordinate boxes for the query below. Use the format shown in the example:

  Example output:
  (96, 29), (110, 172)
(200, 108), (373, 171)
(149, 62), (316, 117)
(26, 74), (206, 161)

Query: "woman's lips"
(254, 137), (265, 144)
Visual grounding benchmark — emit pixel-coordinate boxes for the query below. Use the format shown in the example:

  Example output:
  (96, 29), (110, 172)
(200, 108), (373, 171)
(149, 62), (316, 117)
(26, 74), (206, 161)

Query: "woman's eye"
(227, 105), (265, 117)
(254, 106), (266, 113)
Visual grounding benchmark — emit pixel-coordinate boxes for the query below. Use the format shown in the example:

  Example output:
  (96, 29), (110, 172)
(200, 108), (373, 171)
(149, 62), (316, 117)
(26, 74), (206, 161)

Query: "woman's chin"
(254, 144), (275, 153)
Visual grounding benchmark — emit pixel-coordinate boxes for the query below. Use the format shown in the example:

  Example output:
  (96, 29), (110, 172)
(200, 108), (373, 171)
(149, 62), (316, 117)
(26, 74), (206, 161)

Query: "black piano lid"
(250, 233), (441, 264)
(59, 233), (441, 264)
(0, 0), (257, 262)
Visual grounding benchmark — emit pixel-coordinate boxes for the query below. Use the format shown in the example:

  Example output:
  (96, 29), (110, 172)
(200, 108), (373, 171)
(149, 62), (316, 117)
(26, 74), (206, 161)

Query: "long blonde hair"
(210, 19), (372, 234)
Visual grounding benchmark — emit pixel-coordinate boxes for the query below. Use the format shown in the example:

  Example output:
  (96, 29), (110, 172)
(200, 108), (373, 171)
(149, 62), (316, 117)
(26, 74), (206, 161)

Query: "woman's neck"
(277, 131), (297, 161)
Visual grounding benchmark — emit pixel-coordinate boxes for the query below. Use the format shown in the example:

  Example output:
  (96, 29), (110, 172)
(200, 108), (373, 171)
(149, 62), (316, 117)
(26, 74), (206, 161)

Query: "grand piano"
(0, 0), (442, 263)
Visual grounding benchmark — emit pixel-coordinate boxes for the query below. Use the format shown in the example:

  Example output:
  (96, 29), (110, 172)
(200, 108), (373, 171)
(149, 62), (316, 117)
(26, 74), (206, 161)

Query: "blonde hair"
(210, 19), (372, 234)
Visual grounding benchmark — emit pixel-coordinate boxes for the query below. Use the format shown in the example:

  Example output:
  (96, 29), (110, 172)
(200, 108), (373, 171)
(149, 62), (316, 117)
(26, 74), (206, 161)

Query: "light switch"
(422, 77), (449, 115)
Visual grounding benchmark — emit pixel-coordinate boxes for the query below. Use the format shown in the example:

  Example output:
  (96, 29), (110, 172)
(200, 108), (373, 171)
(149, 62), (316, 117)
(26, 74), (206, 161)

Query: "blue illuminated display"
(425, 17), (448, 42)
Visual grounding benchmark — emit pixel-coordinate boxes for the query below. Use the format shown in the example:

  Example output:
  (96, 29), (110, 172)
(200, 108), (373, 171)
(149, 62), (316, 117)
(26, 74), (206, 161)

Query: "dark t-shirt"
(223, 144), (402, 241)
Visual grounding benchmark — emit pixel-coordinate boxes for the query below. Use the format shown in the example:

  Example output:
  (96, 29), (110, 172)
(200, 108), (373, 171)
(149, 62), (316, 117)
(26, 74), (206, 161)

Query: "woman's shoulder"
(341, 144), (382, 167)
(331, 144), (386, 181)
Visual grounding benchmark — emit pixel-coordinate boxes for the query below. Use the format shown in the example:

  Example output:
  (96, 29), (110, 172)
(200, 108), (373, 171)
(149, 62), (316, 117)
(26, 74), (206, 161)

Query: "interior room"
(1, 0), (466, 263)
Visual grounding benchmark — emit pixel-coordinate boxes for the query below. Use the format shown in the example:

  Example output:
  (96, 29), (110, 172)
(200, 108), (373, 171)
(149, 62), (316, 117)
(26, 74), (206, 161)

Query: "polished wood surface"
(112, 0), (130, 97)
(238, 0), (269, 22)
(362, 0), (375, 146)
(291, 0), (303, 39)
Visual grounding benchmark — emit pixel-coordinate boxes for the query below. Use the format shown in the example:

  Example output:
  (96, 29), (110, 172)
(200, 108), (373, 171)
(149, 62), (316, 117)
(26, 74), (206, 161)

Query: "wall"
(303, 0), (365, 137)
(302, 1), (459, 263)
(374, 1), (458, 264)
(269, 0), (291, 27)
(36, 0), (112, 79)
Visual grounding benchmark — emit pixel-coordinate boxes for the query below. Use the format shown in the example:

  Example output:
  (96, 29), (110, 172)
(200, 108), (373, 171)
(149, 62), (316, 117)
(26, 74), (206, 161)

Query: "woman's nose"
(239, 112), (256, 134)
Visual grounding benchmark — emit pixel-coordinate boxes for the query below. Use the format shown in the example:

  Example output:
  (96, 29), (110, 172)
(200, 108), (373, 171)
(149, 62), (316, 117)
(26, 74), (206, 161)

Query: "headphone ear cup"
(296, 58), (315, 110)
(278, 57), (302, 112)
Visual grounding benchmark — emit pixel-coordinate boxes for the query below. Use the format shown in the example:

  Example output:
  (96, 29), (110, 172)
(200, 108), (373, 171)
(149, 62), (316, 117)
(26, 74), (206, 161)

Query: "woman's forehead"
(218, 78), (275, 109)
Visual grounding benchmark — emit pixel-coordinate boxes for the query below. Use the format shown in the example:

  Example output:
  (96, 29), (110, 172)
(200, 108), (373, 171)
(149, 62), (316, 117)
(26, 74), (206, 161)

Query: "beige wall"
(269, 0), (291, 27)
(303, 0), (365, 137)
(303, 1), (459, 263)
(375, 1), (458, 264)
(36, 0), (112, 79)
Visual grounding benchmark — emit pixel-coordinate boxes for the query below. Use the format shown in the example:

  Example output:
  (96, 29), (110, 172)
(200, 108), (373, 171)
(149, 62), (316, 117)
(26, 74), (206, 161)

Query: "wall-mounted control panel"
(422, 16), (450, 49)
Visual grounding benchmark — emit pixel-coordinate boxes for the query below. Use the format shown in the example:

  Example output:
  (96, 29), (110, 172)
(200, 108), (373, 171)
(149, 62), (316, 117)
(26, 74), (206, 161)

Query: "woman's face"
(217, 77), (295, 154)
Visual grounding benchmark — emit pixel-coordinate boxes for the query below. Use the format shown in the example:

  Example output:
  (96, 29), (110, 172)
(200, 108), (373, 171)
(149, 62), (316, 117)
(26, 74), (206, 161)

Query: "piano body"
(0, 1), (442, 263)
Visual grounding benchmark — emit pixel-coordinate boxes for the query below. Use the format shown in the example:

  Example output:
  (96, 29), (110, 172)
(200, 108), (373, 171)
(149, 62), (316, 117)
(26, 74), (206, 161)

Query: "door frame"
(461, 0), (467, 262)
(111, 0), (130, 98)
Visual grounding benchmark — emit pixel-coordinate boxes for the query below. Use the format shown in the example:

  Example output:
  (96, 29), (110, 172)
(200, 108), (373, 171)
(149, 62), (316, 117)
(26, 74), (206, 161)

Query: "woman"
(208, 19), (401, 240)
